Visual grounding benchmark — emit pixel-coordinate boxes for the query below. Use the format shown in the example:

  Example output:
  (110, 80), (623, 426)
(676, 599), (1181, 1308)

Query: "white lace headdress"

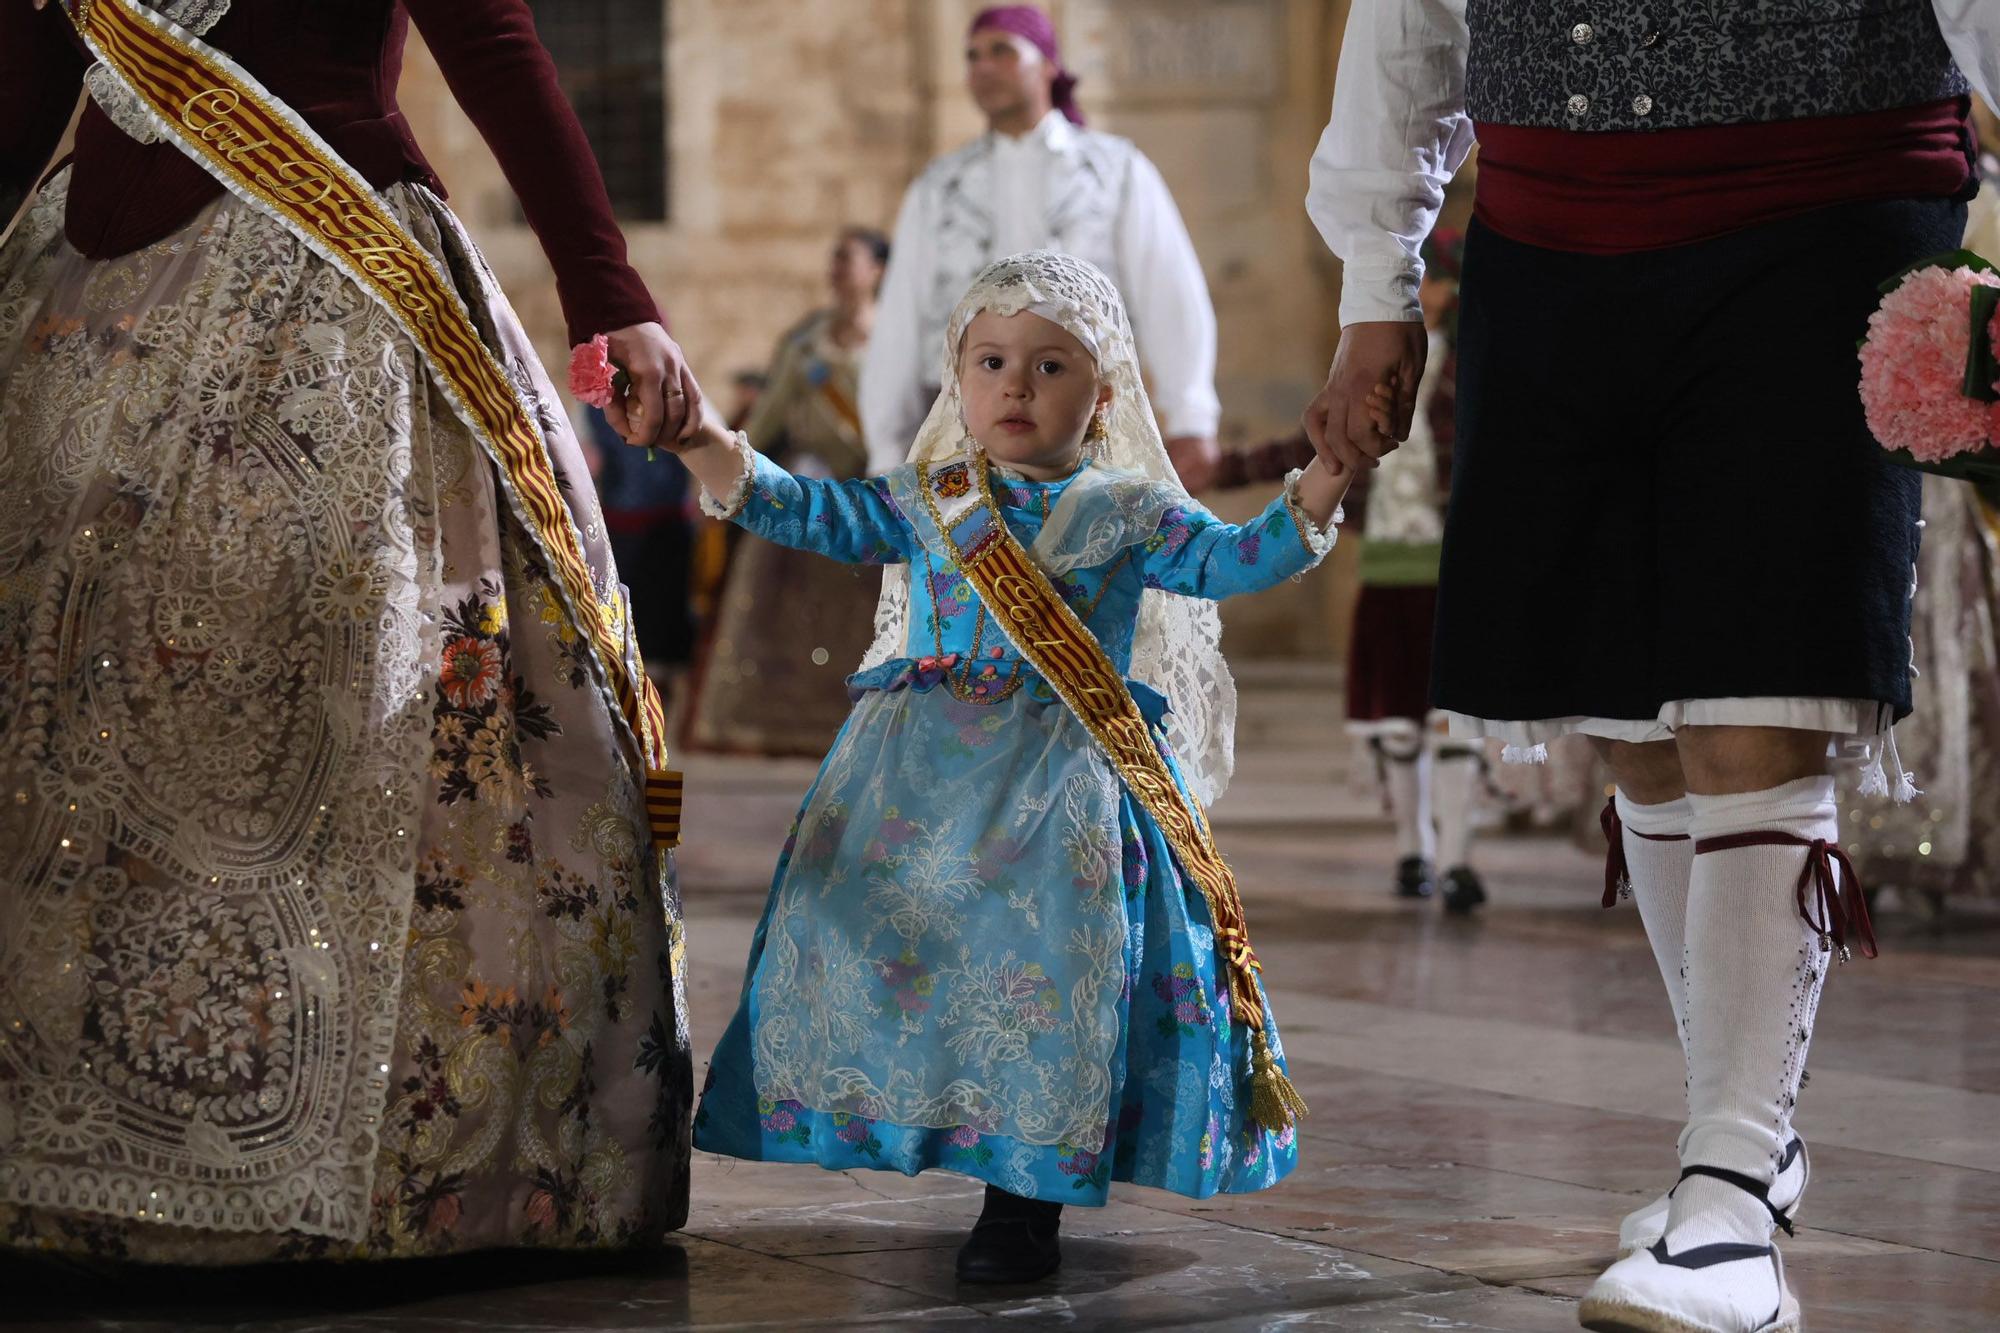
(860, 250), (1239, 802)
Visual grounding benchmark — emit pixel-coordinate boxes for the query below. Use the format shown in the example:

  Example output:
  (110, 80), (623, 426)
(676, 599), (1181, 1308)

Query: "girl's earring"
(1085, 409), (1108, 454)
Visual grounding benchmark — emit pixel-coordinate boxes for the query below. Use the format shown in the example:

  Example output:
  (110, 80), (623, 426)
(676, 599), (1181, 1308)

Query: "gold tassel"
(1247, 1029), (1308, 1133)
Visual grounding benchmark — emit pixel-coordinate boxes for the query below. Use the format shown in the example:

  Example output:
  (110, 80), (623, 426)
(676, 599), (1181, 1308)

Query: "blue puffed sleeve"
(715, 449), (915, 565)
(1133, 485), (1336, 600)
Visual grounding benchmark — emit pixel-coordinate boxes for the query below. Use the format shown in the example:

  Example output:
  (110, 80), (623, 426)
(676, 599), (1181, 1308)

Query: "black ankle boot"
(1394, 854), (1436, 899)
(955, 1186), (1062, 1284)
(1442, 865), (1487, 915)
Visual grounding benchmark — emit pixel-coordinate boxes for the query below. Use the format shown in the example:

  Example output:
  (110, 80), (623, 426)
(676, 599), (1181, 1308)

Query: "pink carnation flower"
(567, 334), (618, 409)
(1859, 266), (1997, 463)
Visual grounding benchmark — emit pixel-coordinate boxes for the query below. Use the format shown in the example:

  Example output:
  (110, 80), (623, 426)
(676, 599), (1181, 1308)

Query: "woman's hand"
(602, 321), (704, 448)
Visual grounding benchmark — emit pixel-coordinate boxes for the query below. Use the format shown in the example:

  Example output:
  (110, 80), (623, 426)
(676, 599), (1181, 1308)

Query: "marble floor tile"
(1267, 990), (2000, 1174)
(682, 1168), (1208, 1259)
(1523, 1246), (2000, 1333)
(1136, 1153), (1652, 1282)
(1285, 1068), (2000, 1261)
(1, 1240), (987, 1333)
(1195, 1284), (1583, 1332)
(796, 1221), (1480, 1328)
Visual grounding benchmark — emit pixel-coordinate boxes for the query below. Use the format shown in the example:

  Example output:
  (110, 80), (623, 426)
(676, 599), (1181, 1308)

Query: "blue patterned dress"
(695, 451), (1332, 1205)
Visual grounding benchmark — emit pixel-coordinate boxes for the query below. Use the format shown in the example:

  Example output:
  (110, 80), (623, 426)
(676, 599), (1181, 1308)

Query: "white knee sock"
(1613, 791), (1696, 1059)
(1431, 746), (1480, 872)
(1382, 743), (1432, 862)
(1668, 776), (1844, 1251)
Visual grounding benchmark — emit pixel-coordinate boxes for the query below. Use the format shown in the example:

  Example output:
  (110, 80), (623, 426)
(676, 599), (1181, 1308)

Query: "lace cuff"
(1280, 468), (1341, 560)
(698, 430), (759, 520)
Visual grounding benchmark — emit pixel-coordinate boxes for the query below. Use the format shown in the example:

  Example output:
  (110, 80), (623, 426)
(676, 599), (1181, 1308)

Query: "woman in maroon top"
(1, 1), (699, 1263)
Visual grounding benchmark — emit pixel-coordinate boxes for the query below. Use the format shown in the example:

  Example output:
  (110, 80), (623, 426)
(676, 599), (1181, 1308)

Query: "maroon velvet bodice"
(1, 0), (658, 344)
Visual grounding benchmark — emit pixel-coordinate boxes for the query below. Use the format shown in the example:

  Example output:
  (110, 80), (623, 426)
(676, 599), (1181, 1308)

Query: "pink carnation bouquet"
(1859, 249), (2000, 484)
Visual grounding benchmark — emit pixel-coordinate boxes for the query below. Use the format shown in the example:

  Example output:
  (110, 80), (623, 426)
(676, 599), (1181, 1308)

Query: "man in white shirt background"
(860, 3), (1223, 490)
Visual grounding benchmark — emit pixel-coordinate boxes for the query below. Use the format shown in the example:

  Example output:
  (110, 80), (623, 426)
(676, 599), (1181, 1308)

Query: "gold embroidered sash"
(917, 452), (1305, 1131)
(61, 0), (681, 849)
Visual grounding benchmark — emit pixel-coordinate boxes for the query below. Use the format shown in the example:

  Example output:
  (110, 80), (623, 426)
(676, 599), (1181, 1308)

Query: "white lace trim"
(85, 2), (237, 146)
(1454, 699), (1917, 801)
(698, 430), (759, 520)
(1280, 468), (1340, 560)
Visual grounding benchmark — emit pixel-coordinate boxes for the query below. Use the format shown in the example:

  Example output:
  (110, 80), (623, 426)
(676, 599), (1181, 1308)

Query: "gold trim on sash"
(63, 0), (681, 850)
(918, 453), (1306, 1131)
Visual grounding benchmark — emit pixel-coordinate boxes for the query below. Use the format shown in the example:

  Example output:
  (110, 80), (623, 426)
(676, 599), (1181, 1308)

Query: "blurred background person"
(1338, 233), (1488, 913)
(683, 227), (889, 756)
(581, 409), (699, 692)
(860, 4), (1222, 490)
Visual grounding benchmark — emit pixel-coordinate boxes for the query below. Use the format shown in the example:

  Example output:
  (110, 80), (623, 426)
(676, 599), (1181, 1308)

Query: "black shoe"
(1441, 865), (1486, 915)
(1394, 855), (1436, 899)
(956, 1187), (1062, 1284)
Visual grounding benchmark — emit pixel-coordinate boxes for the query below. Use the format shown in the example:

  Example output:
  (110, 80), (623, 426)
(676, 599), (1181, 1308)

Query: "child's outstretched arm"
(659, 417), (913, 566)
(1136, 459), (1354, 600)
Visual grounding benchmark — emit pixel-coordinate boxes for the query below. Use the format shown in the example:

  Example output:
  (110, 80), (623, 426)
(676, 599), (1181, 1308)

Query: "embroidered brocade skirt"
(0, 175), (692, 1262)
(693, 670), (1299, 1205)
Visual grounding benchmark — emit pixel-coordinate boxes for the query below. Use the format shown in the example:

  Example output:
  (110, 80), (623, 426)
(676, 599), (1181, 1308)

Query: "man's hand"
(602, 322), (704, 449)
(1165, 435), (1222, 494)
(1301, 321), (1428, 475)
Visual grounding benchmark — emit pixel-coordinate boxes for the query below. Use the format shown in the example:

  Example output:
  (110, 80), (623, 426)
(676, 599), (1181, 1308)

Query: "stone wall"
(395, 0), (1445, 659)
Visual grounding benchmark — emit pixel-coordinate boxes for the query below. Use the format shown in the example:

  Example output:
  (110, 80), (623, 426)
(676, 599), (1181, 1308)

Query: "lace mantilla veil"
(859, 251), (1239, 803)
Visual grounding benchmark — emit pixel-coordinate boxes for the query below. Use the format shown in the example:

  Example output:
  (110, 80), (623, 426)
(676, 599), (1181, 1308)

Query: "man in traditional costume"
(1306, 3), (1999, 1330)
(860, 3), (1223, 490)
(1, 0), (695, 1263)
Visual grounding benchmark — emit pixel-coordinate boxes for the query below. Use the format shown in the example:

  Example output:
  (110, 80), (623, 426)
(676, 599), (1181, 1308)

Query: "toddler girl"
(662, 252), (1348, 1282)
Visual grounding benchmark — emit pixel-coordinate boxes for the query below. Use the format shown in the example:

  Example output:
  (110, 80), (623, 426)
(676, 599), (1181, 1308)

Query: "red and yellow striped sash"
(63, 0), (681, 850)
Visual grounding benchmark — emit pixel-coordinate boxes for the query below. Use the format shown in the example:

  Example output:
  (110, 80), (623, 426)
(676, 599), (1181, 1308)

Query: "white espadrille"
(1581, 1231), (1799, 1333)
(1618, 1137), (1809, 1259)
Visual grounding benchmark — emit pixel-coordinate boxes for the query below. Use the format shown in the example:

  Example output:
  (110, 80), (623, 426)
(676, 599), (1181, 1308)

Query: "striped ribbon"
(63, 0), (681, 850)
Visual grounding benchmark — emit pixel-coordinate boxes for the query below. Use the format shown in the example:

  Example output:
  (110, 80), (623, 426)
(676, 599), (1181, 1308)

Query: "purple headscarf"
(969, 5), (1084, 126)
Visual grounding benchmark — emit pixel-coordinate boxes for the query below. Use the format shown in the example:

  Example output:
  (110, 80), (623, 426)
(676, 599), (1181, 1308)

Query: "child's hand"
(687, 413), (735, 454)
(1293, 454), (1353, 528)
(653, 405), (755, 502)
(1364, 380), (1396, 440)
(641, 407), (732, 456)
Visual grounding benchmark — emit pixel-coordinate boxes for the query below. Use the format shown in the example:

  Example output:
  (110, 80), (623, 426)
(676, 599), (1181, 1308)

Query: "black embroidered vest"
(1465, 1), (1970, 133)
